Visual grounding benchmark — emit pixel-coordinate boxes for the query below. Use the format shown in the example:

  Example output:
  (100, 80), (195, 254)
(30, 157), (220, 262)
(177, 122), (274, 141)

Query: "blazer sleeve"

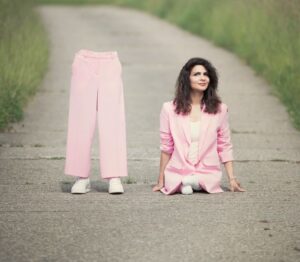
(159, 103), (174, 154)
(217, 104), (234, 163)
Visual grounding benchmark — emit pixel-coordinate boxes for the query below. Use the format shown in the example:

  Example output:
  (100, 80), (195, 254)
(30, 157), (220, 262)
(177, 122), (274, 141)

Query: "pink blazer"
(159, 101), (234, 195)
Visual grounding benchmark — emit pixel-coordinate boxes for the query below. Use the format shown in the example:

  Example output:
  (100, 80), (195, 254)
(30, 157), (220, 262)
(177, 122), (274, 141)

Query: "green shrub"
(0, 0), (49, 130)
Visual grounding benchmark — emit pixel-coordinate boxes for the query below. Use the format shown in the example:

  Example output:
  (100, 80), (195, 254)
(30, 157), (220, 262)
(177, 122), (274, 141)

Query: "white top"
(188, 121), (201, 164)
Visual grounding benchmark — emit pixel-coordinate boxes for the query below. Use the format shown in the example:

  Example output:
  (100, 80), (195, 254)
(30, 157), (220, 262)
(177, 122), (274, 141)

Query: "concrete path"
(0, 5), (299, 262)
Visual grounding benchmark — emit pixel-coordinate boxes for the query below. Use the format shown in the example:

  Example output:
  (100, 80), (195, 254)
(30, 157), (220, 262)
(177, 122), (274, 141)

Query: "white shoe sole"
(71, 187), (91, 194)
(181, 185), (193, 195)
(109, 185), (124, 194)
(71, 181), (91, 194)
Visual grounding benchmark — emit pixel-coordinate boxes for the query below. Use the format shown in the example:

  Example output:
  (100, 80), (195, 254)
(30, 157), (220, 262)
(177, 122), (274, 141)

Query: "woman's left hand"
(152, 182), (164, 192)
(229, 178), (246, 192)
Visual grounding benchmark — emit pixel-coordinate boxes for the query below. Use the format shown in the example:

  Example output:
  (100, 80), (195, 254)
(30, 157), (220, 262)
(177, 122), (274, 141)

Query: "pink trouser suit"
(159, 101), (234, 195)
(64, 49), (128, 179)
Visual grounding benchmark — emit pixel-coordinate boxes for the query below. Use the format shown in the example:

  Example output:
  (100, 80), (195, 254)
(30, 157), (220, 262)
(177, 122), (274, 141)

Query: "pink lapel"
(197, 104), (213, 163)
(181, 114), (191, 145)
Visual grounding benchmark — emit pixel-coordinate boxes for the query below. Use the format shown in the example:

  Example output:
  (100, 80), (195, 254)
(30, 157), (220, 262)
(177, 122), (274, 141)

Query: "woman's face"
(189, 65), (210, 92)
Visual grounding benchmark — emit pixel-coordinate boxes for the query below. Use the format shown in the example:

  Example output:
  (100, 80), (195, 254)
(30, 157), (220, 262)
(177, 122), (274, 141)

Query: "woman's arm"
(153, 103), (174, 192)
(218, 104), (245, 192)
(153, 151), (171, 191)
(224, 161), (245, 192)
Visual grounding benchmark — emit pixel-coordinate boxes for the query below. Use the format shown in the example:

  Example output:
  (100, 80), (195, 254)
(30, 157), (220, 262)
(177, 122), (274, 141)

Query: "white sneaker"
(181, 184), (193, 195)
(108, 178), (124, 194)
(71, 177), (91, 194)
(182, 175), (194, 186)
(182, 175), (201, 191)
(190, 175), (202, 191)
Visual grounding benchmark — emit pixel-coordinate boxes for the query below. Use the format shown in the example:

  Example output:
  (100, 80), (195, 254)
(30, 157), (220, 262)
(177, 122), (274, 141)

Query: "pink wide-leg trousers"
(64, 49), (128, 179)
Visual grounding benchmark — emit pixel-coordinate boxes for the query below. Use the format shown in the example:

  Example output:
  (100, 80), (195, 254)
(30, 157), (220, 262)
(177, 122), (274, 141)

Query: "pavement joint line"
(0, 157), (299, 164)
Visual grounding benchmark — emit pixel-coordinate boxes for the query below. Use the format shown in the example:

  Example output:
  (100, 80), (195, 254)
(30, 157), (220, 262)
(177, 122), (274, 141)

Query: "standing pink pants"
(64, 49), (128, 179)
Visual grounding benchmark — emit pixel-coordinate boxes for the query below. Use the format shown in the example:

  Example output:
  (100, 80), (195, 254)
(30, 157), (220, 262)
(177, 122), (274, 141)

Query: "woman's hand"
(229, 178), (246, 192)
(152, 181), (164, 192)
(223, 162), (245, 192)
(154, 152), (170, 192)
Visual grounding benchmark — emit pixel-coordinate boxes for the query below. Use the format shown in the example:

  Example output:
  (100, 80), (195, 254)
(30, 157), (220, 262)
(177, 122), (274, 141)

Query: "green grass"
(0, 0), (49, 130)
(2, 0), (300, 130)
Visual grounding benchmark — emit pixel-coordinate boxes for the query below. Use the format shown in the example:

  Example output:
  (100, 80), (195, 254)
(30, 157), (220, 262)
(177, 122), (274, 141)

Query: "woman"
(153, 58), (245, 195)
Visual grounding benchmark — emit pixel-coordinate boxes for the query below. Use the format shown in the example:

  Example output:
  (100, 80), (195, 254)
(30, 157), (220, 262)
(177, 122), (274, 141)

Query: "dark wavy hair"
(173, 57), (221, 114)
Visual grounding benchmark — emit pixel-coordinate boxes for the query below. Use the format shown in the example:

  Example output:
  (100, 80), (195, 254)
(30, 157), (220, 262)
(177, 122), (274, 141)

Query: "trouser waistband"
(76, 49), (118, 58)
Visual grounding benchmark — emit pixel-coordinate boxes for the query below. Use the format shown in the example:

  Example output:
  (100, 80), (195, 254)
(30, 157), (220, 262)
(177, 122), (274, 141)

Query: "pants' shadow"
(60, 180), (108, 193)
